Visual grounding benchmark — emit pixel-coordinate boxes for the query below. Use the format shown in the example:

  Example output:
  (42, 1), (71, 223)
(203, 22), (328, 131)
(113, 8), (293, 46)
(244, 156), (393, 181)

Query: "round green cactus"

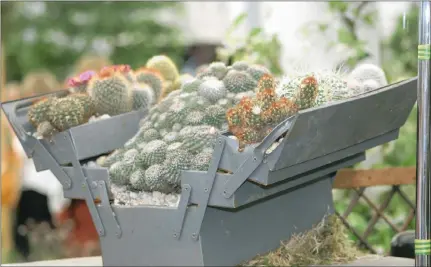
(142, 128), (161, 142)
(181, 78), (203, 93)
(207, 62), (228, 80)
(184, 110), (205, 126)
(102, 149), (125, 168)
(138, 140), (167, 166)
(28, 97), (56, 127)
(69, 93), (96, 119)
(144, 164), (171, 193)
(203, 105), (226, 128)
(132, 85), (154, 111)
(191, 149), (214, 171)
(48, 97), (88, 132)
(135, 68), (164, 102)
(181, 126), (218, 154)
(130, 168), (147, 191)
(146, 55), (179, 83)
(198, 78), (227, 103)
(223, 70), (257, 93)
(247, 65), (271, 82)
(164, 150), (192, 186)
(109, 161), (134, 186)
(232, 61), (250, 71)
(163, 132), (179, 143)
(87, 73), (133, 116)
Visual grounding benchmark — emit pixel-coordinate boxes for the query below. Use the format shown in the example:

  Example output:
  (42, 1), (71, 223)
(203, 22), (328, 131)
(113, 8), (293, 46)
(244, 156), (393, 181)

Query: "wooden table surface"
(3, 255), (415, 266)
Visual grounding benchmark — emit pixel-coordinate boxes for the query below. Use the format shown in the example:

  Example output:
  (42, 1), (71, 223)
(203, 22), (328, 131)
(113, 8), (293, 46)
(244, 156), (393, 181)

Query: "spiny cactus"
(146, 55), (179, 83)
(67, 70), (96, 93)
(109, 161), (134, 186)
(105, 61), (283, 195)
(226, 74), (298, 149)
(101, 64), (136, 83)
(247, 64), (271, 82)
(69, 93), (96, 119)
(223, 70), (257, 93)
(232, 61), (250, 71)
(28, 97), (56, 127)
(198, 77), (227, 102)
(48, 97), (89, 132)
(132, 84), (154, 111)
(87, 72), (133, 116)
(134, 68), (165, 103)
(146, 55), (180, 97)
(294, 76), (319, 110)
(348, 63), (388, 91)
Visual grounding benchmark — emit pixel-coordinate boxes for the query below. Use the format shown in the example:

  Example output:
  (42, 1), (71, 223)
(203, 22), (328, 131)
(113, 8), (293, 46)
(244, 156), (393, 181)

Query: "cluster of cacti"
(275, 70), (351, 107)
(28, 93), (96, 138)
(101, 61), (275, 194)
(226, 74), (299, 149)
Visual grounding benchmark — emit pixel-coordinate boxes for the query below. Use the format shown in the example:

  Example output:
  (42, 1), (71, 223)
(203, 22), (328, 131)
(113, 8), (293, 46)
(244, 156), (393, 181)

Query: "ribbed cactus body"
(102, 149), (125, 168)
(181, 126), (218, 154)
(138, 140), (167, 167)
(146, 55), (179, 83)
(135, 68), (164, 102)
(198, 78), (227, 103)
(142, 128), (161, 142)
(247, 65), (271, 82)
(203, 105), (226, 128)
(132, 85), (154, 111)
(232, 61), (249, 71)
(144, 164), (171, 193)
(69, 93), (96, 119)
(109, 161), (134, 186)
(164, 151), (191, 186)
(223, 70), (257, 93)
(48, 97), (88, 132)
(87, 74), (133, 116)
(191, 149), (214, 171)
(294, 76), (319, 110)
(207, 62), (228, 80)
(28, 97), (56, 127)
(130, 169), (147, 191)
(181, 78), (203, 93)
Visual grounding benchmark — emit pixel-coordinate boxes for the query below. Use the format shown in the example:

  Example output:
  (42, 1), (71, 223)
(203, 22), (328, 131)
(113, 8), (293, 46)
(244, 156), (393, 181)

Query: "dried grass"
(244, 214), (362, 266)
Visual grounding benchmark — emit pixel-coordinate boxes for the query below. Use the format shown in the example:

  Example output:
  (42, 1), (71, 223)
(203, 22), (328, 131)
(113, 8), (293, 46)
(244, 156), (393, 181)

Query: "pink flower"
(79, 70), (96, 83)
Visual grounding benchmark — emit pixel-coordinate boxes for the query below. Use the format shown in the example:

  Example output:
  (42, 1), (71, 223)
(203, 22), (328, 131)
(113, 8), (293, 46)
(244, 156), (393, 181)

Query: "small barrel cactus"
(132, 84), (154, 111)
(198, 77), (227, 102)
(135, 68), (165, 103)
(247, 64), (271, 82)
(130, 169), (147, 191)
(69, 93), (96, 119)
(48, 97), (88, 132)
(28, 97), (56, 127)
(87, 72), (133, 116)
(144, 164), (171, 193)
(223, 70), (257, 93)
(294, 75), (319, 110)
(348, 63), (388, 89)
(146, 55), (180, 83)
(36, 121), (58, 139)
(109, 161), (134, 186)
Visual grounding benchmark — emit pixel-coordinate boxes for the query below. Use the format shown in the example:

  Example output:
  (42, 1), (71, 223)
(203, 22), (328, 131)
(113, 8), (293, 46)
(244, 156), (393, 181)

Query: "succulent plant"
(87, 72), (133, 116)
(227, 74), (298, 149)
(134, 67), (165, 103)
(223, 70), (257, 93)
(48, 97), (89, 132)
(69, 93), (96, 119)
(294, 76), (319, 110)
(106, 61), (287, 195)
(109, 161), (134, 186)
(247, 64), (271, 82)
(132, 84), (154, 111)
(146, 55), (179, 83)
(348, 63), (388, 90)
(28, 97), (56, 127)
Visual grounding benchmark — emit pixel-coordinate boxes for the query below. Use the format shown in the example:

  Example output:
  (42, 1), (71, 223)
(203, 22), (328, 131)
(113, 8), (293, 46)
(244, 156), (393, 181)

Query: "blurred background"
(1, 1), (419, 263)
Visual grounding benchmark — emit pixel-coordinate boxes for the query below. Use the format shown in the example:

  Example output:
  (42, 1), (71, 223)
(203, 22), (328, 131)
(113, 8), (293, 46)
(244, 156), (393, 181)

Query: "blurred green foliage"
(216, 12), (283, 76)
(1, 1), (186, 82)
(334, 2), (419, 254)
(303, 1), (377, 69)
